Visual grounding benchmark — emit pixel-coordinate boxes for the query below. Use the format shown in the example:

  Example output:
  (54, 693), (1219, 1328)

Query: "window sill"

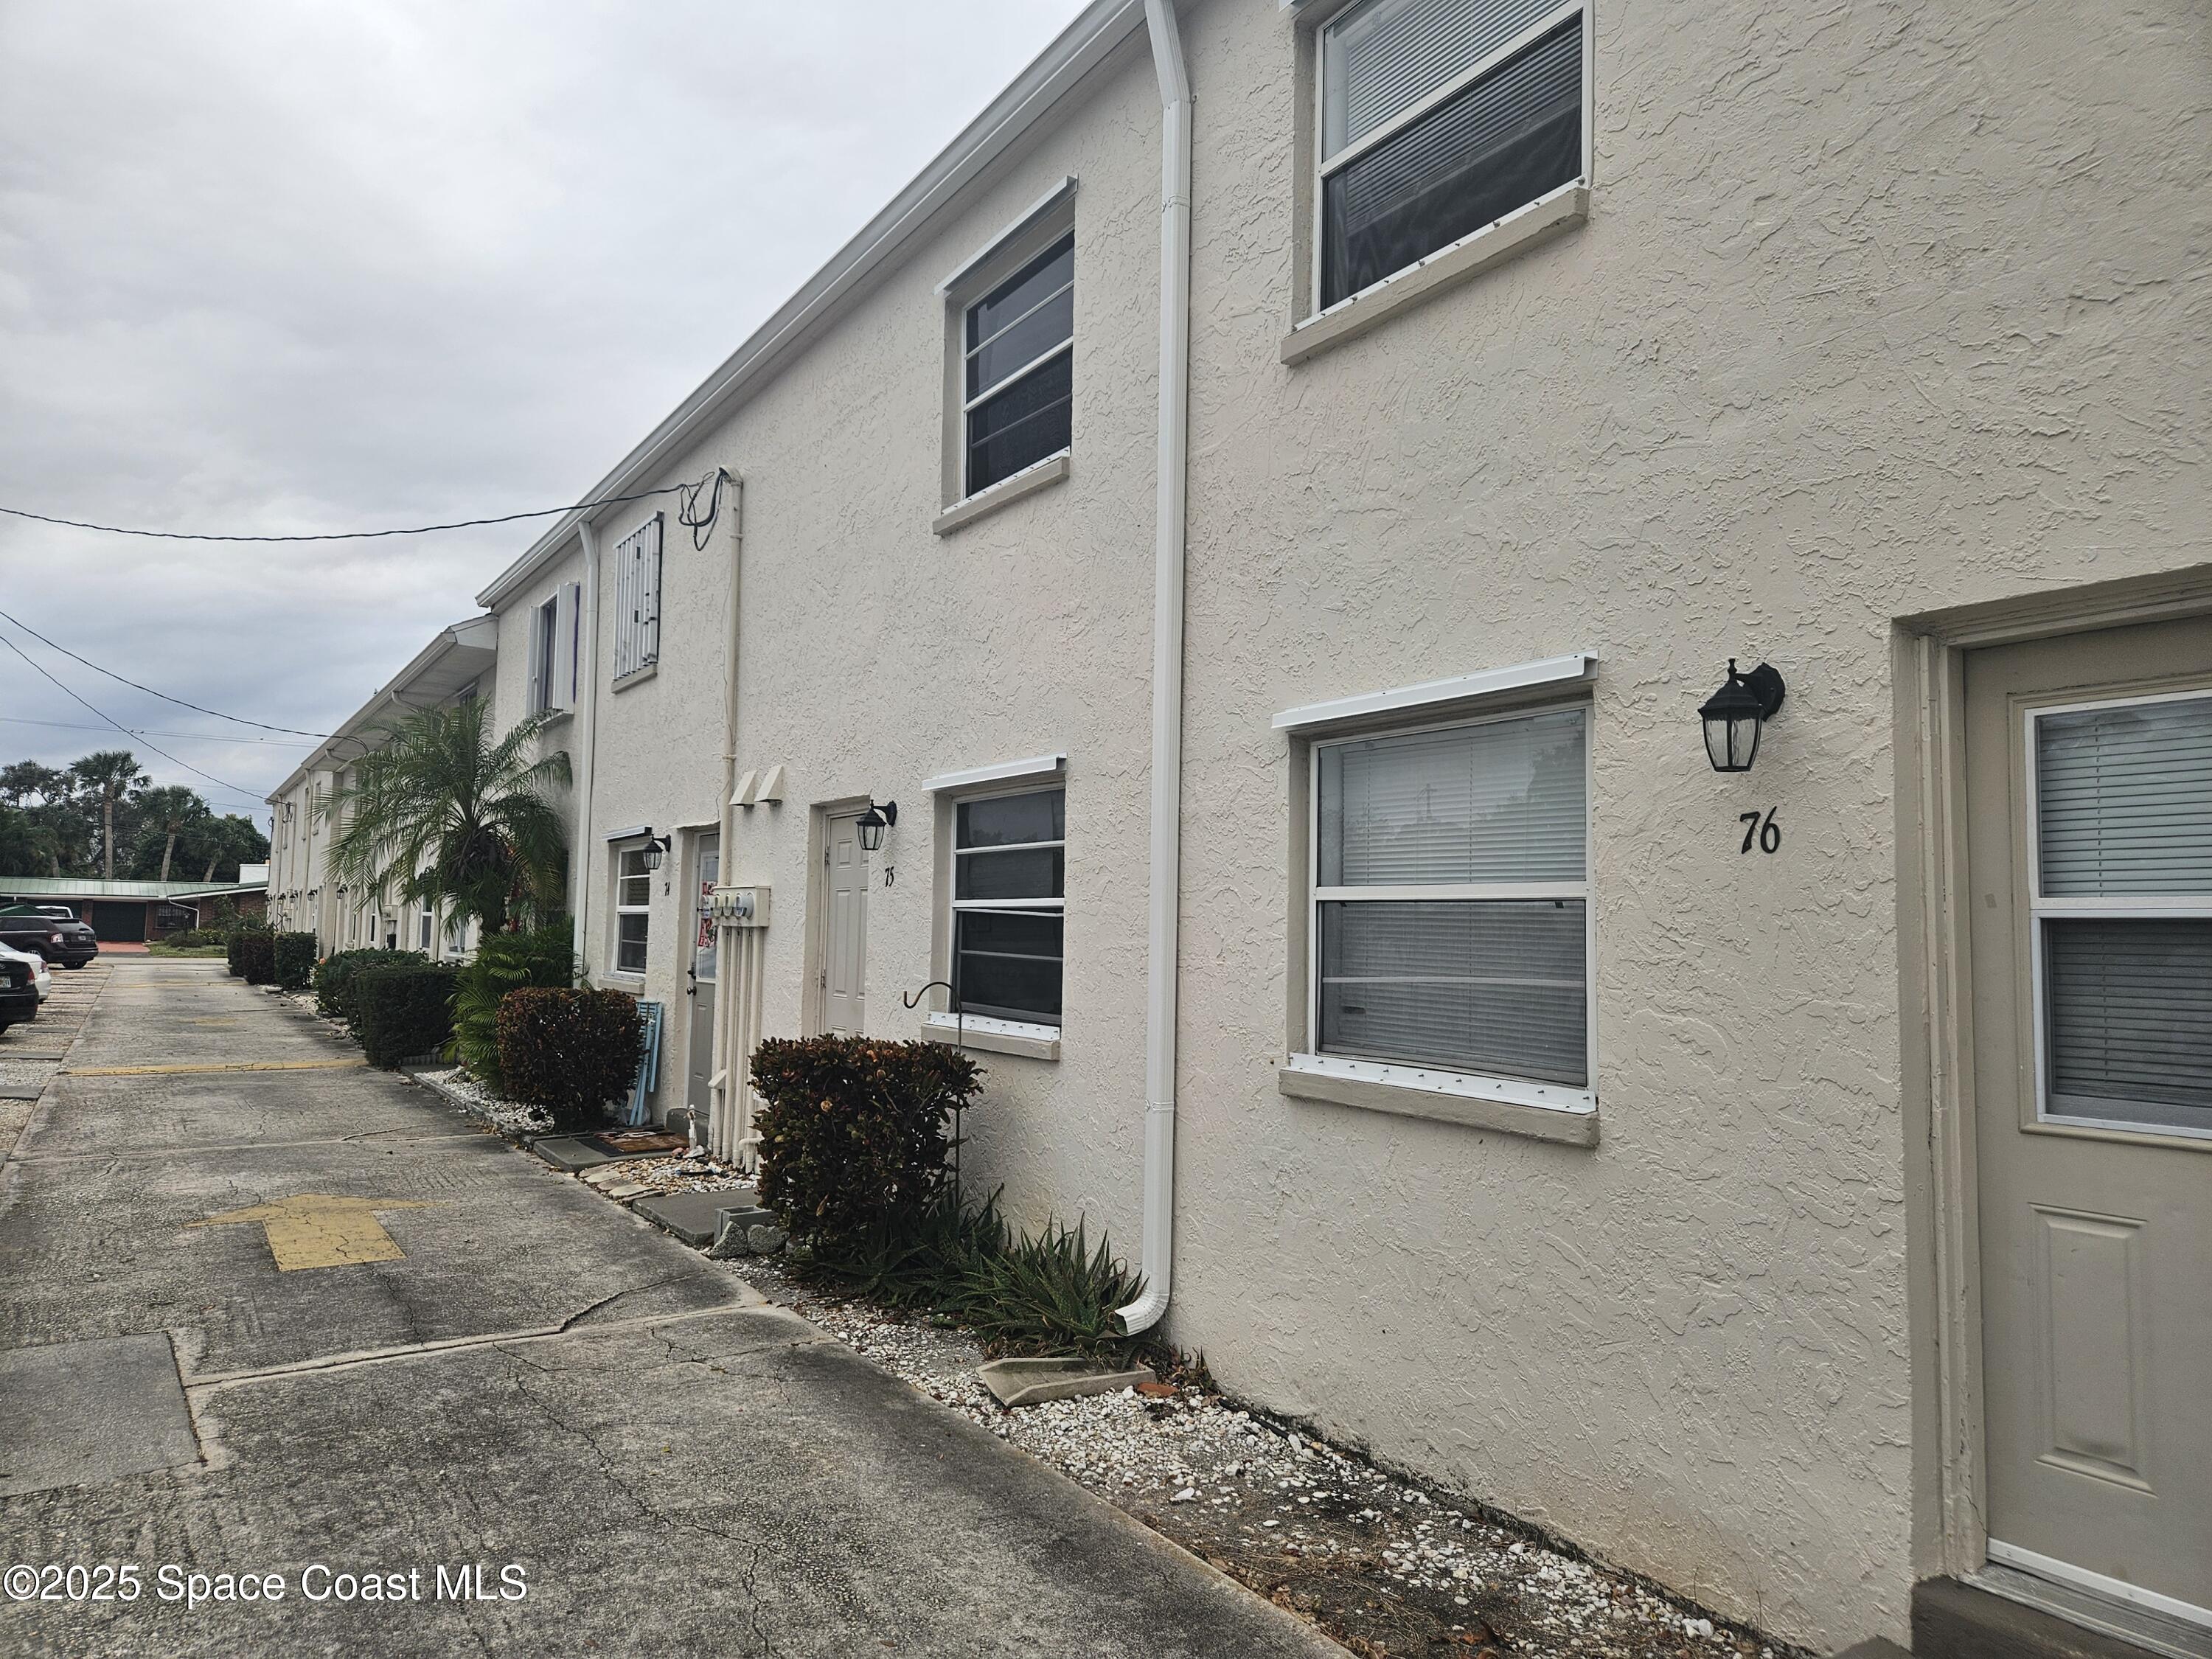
(611, 663), (658, 693)
(532, 707), (574, 728)
(932, 451), (1070, 537)
(1279, 1054), (1597, 1147)
(922, 1010), (1060, 1061)
(1280, 184), (1587, 369)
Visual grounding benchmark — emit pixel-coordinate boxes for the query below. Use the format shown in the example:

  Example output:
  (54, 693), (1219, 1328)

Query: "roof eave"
(473, 0), (1148, 611)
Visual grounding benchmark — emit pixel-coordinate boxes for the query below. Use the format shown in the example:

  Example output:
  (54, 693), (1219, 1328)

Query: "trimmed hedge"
(314, 948), (428, 1025)
(233, 926), (276, 986)
(496, 988), (643, 1133)
(355, 962), (462, 1069)
(273, 931), (318, 991)
(445, 923), (575, 1093)
(750, 1036), (981, 1250)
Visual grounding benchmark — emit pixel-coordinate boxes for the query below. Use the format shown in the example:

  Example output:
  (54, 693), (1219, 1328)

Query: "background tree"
(67, 751), (149, 878)
(180, 813), (270, 884)
(130, 785), (214, 883)
(0, 762), (88, 873)
(321, 700), (568, 935)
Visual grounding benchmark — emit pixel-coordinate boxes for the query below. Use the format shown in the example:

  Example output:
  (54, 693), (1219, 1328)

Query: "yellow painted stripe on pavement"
(65, 1057), (369, 1077)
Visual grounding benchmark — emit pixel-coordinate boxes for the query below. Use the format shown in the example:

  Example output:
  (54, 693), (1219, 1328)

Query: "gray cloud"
(0, 0), (1086, 814)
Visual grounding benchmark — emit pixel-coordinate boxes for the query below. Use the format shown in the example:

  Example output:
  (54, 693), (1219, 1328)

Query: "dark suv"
(0, 905), (100, 968)
(0, 950), (36, 1031)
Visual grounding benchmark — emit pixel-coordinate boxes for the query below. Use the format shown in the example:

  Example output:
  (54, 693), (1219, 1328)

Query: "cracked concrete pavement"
(0, 960), (1339, 1656)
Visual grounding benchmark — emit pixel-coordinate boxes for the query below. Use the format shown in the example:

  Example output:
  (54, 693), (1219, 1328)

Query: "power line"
(0, 715), (317, 748)
(0, 628), (266, 803)
(0, 607), (332, 737)
(0, 479), (695, 543)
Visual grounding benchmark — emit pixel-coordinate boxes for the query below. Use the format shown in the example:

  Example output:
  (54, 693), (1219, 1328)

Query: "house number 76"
(1739, 809), (1781, 855)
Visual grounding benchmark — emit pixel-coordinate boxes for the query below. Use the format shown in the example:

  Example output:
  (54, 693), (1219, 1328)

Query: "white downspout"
(708, 473), (745, 1160)
(571, 523), (602, 964)
(1119, 0), (1191, 1337)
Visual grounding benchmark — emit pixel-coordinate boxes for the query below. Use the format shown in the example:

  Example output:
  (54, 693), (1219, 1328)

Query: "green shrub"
(162, 927), (226, 947)
(354, 962), (462, 1069)
(314, 948), (428, 1025)
(445, 924), (575, 1092)
(233, 926), (276, 985)
(273, 932), (318, 991)
(750, 1036), (981, 1251)
(808, 1186), (1009, 1309)
(495, 987), (643, 1132)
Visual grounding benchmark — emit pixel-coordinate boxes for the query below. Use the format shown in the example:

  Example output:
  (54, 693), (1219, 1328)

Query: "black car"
(0, 950), (38, 1031)
(0, 905), (100, 968)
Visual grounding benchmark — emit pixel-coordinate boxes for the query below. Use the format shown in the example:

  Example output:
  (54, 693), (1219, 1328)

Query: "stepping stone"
(0, 1084), (45, 1101)
(532, 1135), (625, 1172)
(633, 1187), (755, 1248)
(977, 1357), (1156, 1408)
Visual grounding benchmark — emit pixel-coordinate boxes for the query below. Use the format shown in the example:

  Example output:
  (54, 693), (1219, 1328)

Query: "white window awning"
(1273, 653), (1596, 735)
(922, 753), (1067, 793)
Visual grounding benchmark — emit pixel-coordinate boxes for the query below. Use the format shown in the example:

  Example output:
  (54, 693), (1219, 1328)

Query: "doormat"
(580, 1130), (689, 1158)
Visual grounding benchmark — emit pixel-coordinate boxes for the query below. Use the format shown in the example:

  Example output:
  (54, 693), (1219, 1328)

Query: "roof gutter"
(1119, 0), (1191, 1338)
(475, 0), (1147, 611)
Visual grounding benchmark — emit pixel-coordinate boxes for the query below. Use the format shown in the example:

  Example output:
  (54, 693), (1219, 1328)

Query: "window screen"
(2033, 692), (2212, 1135)
(1314, 706), (1587, 1086)
(952, 787), (1065, 1026)
(964, 234), (1074, 495)
(1318, 0), (1585, 309)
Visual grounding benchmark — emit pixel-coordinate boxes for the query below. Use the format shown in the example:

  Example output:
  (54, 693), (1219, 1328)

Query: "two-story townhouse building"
(321, 1), (2208, 1652)
(266, 614), (502, 958)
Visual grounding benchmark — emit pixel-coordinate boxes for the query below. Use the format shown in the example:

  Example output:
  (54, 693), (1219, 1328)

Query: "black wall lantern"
(857, 799), (898, 852)
(639, 832), (671, 872)
(1698, 659), (1787, 773)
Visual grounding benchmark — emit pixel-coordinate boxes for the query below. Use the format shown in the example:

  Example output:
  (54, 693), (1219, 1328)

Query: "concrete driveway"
(0, 961), (1336, 1657)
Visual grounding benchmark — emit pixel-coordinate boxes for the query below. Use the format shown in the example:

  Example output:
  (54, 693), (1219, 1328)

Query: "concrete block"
(0, 1332), (200, 1498)
(633, 1188), (748, 1248)
(978, 1357), (1156, 1409)
(531, 1135), (625, 1172)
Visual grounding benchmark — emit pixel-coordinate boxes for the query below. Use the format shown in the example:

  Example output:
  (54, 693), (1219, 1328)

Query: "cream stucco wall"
(425, 0), (2209, 1650)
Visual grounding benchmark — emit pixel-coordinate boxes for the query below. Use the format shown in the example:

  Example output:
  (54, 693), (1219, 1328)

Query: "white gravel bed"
(721, 1253), (1793, 1659)
(579, 1147), (753, 1194)
(412, 1065), (552, 1137)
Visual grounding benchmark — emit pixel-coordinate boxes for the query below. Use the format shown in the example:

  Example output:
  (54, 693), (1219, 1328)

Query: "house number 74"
(1739, 808), (1781, 855)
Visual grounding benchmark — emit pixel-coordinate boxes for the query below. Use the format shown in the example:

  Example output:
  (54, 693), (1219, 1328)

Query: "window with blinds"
(1312, 705), (1588, 1085)
(963, 233), (1073, 495)
(612, 515), (663, 681)
(951, 787), (1064, 1027)
(1317, 0), (1586, 310)
(2031, 691), (2212, 1136)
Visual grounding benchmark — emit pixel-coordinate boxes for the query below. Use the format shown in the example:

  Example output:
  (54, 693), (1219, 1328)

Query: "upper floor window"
(528, 582), (580, 715)
(1317, 0), (1587, 310)
(612, 515), (663, 682)
(963, 232), (1073, 495)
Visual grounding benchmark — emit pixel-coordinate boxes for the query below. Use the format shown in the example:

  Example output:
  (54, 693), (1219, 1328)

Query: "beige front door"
(1965, 616), (2212, 1626)
(821, 812), (867, 1036)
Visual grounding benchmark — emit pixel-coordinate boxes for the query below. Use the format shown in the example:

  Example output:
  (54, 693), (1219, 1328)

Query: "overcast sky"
(0, 0), (1088, 819)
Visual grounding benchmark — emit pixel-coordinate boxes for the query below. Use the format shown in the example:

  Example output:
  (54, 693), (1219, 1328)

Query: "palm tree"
(321, 700), (569, 936)
(69, 751), (150, 879)
(135, 785), (211, 883)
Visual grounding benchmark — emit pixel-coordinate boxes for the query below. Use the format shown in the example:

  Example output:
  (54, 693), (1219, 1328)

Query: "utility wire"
(0, 474), (714, 543)
(0, 606), (332, 737)
(0, 715), (318, 748)
(0, 628), (265, 803)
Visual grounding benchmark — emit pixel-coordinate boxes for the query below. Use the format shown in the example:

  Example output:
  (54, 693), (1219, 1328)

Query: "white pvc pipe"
(571, 522), (602, 964)
(1119, 0), (1191, 1337)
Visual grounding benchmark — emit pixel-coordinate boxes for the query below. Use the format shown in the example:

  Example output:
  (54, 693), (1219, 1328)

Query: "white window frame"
(1295, 699), (1596, 1117)
(611, 844), (652, 978)
(611, 515), (663, 683)
(945, 779), (1066, 1038)
(418, 900), (435, 953)
(526, 582), (580, 715)
(2022, 684), (2212, 1144)
(1309, 0), (1595, 319)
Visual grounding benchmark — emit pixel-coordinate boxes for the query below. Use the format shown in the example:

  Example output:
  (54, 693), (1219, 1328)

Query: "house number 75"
(1739, 809), (1781, 855)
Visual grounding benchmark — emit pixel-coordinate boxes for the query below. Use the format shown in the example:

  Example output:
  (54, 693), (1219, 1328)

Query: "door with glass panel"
(1964, 619), (2211, 1628)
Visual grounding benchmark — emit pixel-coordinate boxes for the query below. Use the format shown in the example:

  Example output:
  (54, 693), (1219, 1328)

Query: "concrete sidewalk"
(0, 961), (1338, 1656)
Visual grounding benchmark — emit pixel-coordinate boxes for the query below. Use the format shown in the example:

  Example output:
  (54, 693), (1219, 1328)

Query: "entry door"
(821, 813), (867, 1035)
(1964, 616), (2212, 1624)
(686, 833), (720, 1121)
